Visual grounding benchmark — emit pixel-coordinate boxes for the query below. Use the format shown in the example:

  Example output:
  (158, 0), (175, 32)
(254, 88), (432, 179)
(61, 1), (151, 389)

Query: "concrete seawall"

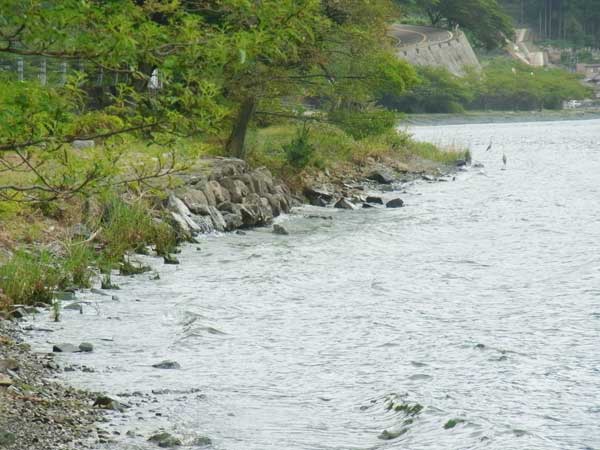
(397, 31), (480, 76)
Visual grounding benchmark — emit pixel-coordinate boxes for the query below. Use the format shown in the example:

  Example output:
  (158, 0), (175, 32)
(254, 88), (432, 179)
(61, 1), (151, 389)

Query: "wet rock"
(473, 162), (484, 168)
(163, 254), (180, 265)
(148, 432), (182, 448)
(378, 427), (408, 440)
(422, 174), (435, 181)
(0, 430), (16, 446)
(168, 195), (203, 235)
(152, 360), (181, 370)
(93, 396), (126, 412)
(8, 308), (25, 320)
(304, 187), (333, 206)
(444, 418), (465, 429)
(273, 224), (289, 235)
(455, 159), (468, 167)
(53, 343), (81, 353)
(334, 198), (356, 210)
(362, 203), (375, 209)
(368, 169), (394, 184)
(64, 302), (84, 311)
(222, 212), (244, 231)
(0, 373), (13, 386)
(191, 436), (212, 447)
(366, 196), (384, 205)
(385, 198), (404, 208)
(79, 342), (94, 353)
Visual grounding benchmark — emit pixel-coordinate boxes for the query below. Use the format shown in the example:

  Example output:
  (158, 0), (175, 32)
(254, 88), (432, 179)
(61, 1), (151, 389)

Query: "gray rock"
(0, 374), (13, 386)
(365, 196), (384, 205)
(163, 254), (180, 265)
(168, 195), (202, 234)
(148, 432), (182, 448)
(93, 396), (127, 412)
(378, 427), (408, 440)
(368, 169), (394, 184)
(385, 198), (405, 208)
(191, 436), (212, 447)
(206, 180), (231, 204)
(152, 360), (181, 370)
(178, 189), (209, 213)
(221, 178), (249, 203)
(362, 203), (375, 209)
(222, 212), (243, 231)
(79, 342), (94, 352)
(304, 187), (333, 206)
(334, 198), (356, 210)
(273, 224), (289, 235)
(53, 343), (80, 353)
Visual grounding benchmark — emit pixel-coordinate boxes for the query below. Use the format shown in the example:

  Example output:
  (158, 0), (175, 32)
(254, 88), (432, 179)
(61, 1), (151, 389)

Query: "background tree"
(396, 0), (515, 49)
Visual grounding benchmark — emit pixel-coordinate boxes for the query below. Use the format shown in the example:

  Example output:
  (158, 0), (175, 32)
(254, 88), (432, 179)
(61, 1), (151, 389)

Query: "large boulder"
(206, 180), (230, 204)
(168, 195), (203, 233)
(334, 198), (356, 210)
(304, 187), (333, 206)
(177, 189), (209, 214)
(220, 178), (249, 203)
(368, 169), (395, 185)
(386, 198), (405, 208)
(249, 168), (275, 196)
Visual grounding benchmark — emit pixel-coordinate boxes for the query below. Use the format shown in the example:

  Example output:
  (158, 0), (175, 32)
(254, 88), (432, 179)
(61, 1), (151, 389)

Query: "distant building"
(576, 63), (600, 77)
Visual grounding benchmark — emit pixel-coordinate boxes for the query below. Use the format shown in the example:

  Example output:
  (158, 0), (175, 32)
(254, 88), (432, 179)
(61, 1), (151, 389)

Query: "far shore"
(403, 108), (600, 126)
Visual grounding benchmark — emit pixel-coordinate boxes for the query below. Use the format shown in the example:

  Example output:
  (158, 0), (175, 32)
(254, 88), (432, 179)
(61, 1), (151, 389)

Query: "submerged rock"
(273, 224), (289, 235)
(191, 436), (212, 447)
(365, 196), (384, 205)
(378, 427), (408, 440)
(79, 342), (94, 353)
(53, 343), (80, 353)
(148, 432), (182, 448)
(93, 395), (127, 412)
(386, 198), (405, 208)
(163, 254), (180, 265)
(152, 360), (181, 370)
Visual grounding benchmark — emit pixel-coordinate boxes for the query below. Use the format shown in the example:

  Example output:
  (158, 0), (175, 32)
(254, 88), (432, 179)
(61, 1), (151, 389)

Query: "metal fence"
(0, 55), (129, 86)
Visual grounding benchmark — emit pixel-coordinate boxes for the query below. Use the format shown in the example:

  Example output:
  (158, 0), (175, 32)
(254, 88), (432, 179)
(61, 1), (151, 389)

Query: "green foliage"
(383, 58), (591, 113)
(62, 242), (96, 288)
(330, 108), (399, 140)
(282, 126), (315, 169)
(475, 58), (591, 110)
(380, 66), (476, 113)
(0, 249), (63, 305)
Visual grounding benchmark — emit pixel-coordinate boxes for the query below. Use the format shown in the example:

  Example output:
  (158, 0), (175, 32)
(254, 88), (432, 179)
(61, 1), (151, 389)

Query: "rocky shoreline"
(0, 320), (104, 450)
(0, 154), (466, 449)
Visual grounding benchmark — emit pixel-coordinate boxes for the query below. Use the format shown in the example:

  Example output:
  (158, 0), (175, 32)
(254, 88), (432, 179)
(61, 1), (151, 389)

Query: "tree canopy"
(0, 0), (416, 201)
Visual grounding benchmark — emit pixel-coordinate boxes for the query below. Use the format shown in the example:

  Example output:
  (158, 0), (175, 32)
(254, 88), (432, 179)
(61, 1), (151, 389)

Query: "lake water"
(27, 119), (600, 449)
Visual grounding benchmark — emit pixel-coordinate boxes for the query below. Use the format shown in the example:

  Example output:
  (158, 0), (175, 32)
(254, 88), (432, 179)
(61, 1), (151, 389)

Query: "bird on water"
(485, 140), (493, 152)
(502, 153), (507, 169)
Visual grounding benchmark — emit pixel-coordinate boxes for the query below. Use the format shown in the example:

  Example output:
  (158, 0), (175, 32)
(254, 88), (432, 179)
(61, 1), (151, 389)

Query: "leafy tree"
(0, 0), (417, 201)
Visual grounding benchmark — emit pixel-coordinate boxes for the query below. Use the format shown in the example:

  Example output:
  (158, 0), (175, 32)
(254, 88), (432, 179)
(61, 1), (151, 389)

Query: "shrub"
(0, 249), (63, 305)
(282, 125), (315, 169)
(329, 107), (398, 139)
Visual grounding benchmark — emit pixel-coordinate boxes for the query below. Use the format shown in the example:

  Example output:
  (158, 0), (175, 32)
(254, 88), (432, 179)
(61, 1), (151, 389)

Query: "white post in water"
(60, 61), (68, 85)
(39, 58), (47, 85)
(17, 58), (24, 82)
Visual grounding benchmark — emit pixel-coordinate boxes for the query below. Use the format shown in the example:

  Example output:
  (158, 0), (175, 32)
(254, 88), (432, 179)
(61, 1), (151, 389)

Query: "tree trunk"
(226, 97), (256, 160)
